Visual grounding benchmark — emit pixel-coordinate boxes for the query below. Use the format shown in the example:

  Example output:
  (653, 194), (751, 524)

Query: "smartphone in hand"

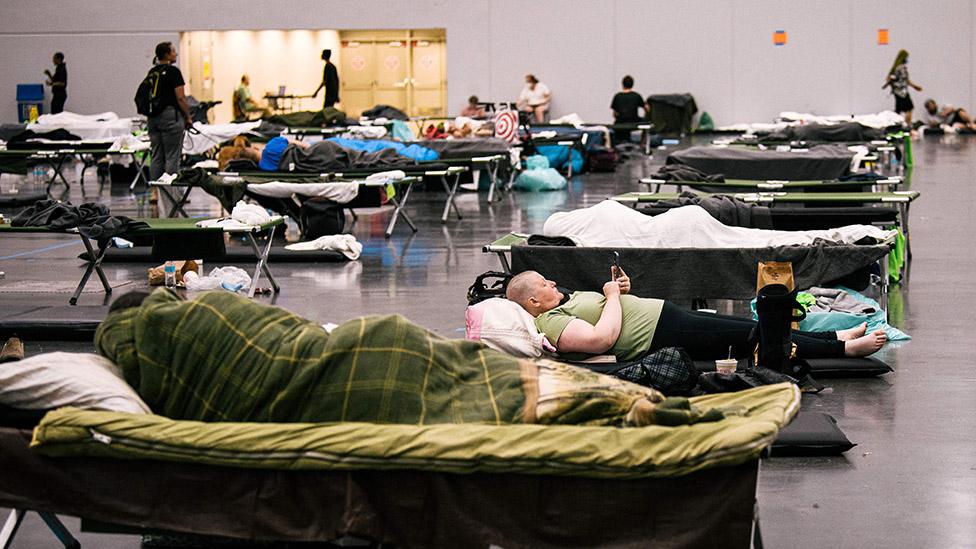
(611, 251), (621, 280)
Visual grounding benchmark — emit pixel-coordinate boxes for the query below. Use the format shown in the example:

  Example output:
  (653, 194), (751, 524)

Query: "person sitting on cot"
(94, 288), (735, 428)
(516, 74), (551, 123)
(922, 99), (976, 131)
(460, 95), (487, 118)
(505, 270), (887, 363)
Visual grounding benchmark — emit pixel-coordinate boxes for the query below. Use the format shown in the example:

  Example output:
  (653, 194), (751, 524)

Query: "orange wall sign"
(878, 29), (889, 45)
(773, 30), (787, 46)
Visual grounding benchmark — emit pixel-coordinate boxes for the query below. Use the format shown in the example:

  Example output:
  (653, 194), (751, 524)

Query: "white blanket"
(716, 110), (905, 134)
(183, 121), (262, 155)
(28, 111), (137, 140)
(542, 200), (896, 248)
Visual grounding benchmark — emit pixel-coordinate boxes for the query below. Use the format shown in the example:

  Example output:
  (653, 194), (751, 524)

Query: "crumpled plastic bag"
(184, 266), (252, 292)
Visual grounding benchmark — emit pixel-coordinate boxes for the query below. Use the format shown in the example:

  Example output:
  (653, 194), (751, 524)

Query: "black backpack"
(134, 66), (168, 117)
(466, 271), (513, 305)
(299, 199), (346, 239)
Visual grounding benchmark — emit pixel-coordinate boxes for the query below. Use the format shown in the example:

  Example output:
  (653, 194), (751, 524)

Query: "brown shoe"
(0, 337), (24, 362)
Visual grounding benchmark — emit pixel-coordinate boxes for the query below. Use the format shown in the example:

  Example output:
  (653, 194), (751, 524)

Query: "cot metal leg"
(38, 512), (80, 549)
(1, 510), (78, 549)
(440, 173), (463, 223)
(158, 185), (192, 218)
(901, 203), (912, 261)
(878, 253), (890, 316)
(72, 235), (111, 306)
(385, 183), (417, 238)
(566, 145), (574, 177)
(495, 251), (511, 273)
(52, 155), (71, 187)
(130, 153), (149, 190)
(486, 160), (501, 203)
(0, 509), (26, 549)
(247, 226), (279, 298)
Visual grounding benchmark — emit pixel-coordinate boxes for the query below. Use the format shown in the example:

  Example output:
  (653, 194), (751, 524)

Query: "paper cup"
(715, 359), (738, 375)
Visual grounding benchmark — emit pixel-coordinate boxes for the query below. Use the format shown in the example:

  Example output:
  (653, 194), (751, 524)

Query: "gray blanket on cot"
(510, 243), (888, 301)
(418, 138), (511, 158)
(278, 141), (414, 172)
(666, 144), (854, 181)
(654, 192), (773, 229)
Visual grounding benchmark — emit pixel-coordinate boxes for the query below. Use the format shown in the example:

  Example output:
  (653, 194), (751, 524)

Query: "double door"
(340, 31), (446, 118)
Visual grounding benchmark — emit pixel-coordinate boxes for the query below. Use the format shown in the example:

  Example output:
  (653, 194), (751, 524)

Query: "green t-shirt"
(534, 291), (665, 361)
(236, 84), (252, 103)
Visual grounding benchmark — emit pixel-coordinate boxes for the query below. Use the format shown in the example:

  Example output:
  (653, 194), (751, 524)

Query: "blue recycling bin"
(16, 83), (44, 123)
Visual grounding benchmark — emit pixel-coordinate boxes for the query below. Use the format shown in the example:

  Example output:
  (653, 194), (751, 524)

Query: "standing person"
(312, 49), (340, 109)
(610, 75), (647, 144)
(882, 49), (923, 131)
(44, 52), (67, 114)
(517, 74), (551, 123)
(145, 42), (192, 182)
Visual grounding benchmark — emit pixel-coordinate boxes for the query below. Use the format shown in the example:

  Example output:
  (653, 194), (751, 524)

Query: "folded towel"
(285, 234), (363, 260)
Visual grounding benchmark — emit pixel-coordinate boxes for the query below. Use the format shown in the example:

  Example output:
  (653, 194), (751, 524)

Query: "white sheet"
(245, 181), (360, 202)
(28, 111), (138, 140)
(285, 234), (363, 260)
(542, 200), (896, 248)
(715, 110), (905, 134)
(183, 121), (262, 155)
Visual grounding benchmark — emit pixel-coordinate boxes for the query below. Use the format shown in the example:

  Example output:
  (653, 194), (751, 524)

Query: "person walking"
(44, 52), (67, 114)
(312, 49), (340, 109)
(883, 49), (923, 131)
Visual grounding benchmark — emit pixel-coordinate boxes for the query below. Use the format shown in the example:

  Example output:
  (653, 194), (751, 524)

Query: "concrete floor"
(1, 134), (974, 548)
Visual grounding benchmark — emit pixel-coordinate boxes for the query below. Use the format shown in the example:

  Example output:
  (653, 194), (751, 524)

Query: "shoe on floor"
(0, 337), (24, 363)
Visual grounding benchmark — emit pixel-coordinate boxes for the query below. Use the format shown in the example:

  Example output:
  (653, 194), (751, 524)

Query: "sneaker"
(0, 337), (24, 363)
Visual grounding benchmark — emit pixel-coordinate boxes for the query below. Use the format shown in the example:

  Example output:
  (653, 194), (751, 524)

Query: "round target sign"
(384, 55), (400, 70)
(350, 55), (366, 72)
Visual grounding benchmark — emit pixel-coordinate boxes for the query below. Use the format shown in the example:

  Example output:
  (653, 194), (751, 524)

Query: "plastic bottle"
(163, 261), (177, 288)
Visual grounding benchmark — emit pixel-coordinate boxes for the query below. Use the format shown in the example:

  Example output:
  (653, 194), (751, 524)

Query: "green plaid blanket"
(96, 289), (528, 425)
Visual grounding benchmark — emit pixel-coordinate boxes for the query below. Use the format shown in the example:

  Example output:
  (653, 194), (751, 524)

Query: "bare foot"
(844, 329), (887, 357)
(836, 322), (868, 341)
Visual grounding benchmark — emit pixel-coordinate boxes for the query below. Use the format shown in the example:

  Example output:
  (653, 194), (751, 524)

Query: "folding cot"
(640, 175), (904, 193)
(0, 381), (800, 548)
(153, 172), (419, 237)
(613, 190), (919, 256)
(665, 144), (858, 181)
(0, 143), (149, 194)
(0, 216), (283, 304)
(483, 231), (892, 306)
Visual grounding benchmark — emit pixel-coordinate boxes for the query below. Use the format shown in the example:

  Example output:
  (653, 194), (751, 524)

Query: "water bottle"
(163, 261), (177, 288)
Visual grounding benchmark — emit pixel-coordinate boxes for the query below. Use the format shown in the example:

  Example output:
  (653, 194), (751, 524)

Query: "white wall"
(1, 0), (974, 126)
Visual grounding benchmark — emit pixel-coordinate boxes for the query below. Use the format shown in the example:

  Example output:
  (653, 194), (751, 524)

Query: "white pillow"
(0, 352), (151, 414)
(465, 298), (555, 358)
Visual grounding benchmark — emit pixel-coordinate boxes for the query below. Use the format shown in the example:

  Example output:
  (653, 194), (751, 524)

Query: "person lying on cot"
(505, 270), (887, 362)
(922, 99), (976, 131)
(237, 136), (309, 171)
(94, 289), (732, 427)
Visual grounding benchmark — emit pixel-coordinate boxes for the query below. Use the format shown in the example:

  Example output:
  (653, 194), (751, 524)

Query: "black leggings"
(649, 302), (845, 360)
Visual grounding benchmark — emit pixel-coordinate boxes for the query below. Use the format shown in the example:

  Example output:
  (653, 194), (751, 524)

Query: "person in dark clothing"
(44, 52), (67, 114)
(146, 42), (193, 182)
(610, 75), (647, 144)
(313, 49), (340, 109)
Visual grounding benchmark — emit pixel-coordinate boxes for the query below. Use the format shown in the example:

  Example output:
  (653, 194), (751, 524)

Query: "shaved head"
(506, 271), (563, 316)
(506, 271), (543, 306)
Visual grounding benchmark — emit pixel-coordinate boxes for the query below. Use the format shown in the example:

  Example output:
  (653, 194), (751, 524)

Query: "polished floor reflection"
(1, 134), (974, 547)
